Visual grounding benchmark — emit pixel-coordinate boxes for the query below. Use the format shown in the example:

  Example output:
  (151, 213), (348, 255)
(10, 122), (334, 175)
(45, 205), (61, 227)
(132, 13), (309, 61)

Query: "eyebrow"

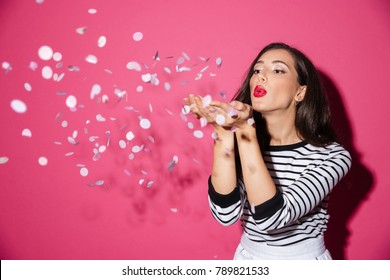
(255, 60), (291, 69)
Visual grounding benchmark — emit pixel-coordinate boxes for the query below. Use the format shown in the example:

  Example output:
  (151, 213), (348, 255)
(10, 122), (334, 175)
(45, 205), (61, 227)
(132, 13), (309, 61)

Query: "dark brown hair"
(232, 42), (337, 149)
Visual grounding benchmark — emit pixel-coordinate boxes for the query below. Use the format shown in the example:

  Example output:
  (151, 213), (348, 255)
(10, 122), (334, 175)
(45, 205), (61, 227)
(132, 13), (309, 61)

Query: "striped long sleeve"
(208, 141), (352, 246)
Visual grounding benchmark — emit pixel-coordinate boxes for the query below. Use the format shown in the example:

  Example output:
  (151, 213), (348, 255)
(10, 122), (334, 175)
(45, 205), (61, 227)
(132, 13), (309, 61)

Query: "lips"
(253, 85), (267, 98)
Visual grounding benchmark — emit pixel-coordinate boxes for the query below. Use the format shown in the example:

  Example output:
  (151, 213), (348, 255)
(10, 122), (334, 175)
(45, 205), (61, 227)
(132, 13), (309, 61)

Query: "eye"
(252, 69), (262, 75)
(273, 69), (286, 74)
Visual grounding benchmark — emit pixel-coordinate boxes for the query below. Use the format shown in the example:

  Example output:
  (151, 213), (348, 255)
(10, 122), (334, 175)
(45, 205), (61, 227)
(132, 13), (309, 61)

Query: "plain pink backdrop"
(0, 0), (389, 259)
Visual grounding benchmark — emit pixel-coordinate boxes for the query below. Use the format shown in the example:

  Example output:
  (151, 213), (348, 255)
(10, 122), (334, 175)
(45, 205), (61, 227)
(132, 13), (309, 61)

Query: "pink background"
(1, 0), (389, 260)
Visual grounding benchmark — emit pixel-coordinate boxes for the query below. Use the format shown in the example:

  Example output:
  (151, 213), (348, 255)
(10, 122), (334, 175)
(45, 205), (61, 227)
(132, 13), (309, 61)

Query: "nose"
(258, 72), (267, 83)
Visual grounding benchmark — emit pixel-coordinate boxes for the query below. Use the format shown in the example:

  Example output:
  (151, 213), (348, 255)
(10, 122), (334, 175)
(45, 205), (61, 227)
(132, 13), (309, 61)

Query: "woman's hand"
(183, 95), (254, 130)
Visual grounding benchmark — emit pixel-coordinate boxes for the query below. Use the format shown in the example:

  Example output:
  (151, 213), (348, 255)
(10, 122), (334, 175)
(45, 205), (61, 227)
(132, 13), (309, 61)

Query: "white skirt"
(234, 234), (332, 260)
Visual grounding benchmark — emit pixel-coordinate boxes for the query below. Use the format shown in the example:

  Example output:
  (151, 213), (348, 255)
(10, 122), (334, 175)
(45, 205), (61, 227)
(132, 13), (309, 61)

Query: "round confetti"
(216, 57), (223, 67)
(98, 36), (106, 47)
(38, 156), (48, 166)
(41, 65), (53, 79)
(10, 99), (27, 113)
(139, 118), (151, 129)
(182, 105), (191, 115)
(65, 95), (77, 108)
(90, 84), (101, 99)
(193, 130), (204, 139)
(52, 52), (62, 61)
(28, 61), (38, 71)
(215, 114), (226, 125)
(119, 140), (126, 149)
(80, 167), (89, 177)
(61, 120), (68, 128)
(133, 32), (143, 41)
(88, 8), (97, 14)
(136, 86), (143, 92)
(38, 45), (53, 61)
(0, 157), (9, 164)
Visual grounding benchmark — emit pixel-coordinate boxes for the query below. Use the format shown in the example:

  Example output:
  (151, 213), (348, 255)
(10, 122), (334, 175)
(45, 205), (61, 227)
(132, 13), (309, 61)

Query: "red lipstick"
(254, 85), (267, 98)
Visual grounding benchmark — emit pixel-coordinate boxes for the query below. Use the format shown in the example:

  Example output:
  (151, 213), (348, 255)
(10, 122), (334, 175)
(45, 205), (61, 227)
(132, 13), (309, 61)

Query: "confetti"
(215, 114), (226, 125)
(88, 8), (97, 14)
(24, 83), (32, 92)
(2, 61), (11, 72)
(126, 131), (135, 141)
(167, 155), (179, 171)
(90, 84), (101, 99)
(10, 99), (27, 113)
(80, 167), (89, 177)
(85, 54), (98, 64)
(193, 130), (204, 139)
(0, 157), (9, 164)
(139, 118), (151, 129)
(41, 66), (53, 79)
(98, 36), (106, 47)
(96, 114), (106, 122)
(133, 32), (143, 41)
(119, 140), (126, 149)
(28, 61), (38, 71)
(22, 128), (32, 137)
(76, 27), (87, 35)
(126, 61), (142, 72)
(38, 45), (53, 61)
(65, 95), (77, 108)
(53, 52), (62, 61)
(216, 57), (223, 67)
(38, 156), (48, 166)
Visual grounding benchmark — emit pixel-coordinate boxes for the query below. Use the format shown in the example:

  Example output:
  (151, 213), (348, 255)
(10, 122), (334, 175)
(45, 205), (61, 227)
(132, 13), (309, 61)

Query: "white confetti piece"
(2, 61), (11, 71)
(136, 85), (143, 92)
(22, 128), (32, 137)
(139, 118), (151, 129)
(90, 84), (101, 99)
(215, 114), (226, 125)
(200, 117), (208, 128)
(85, 54), (98, 64)
(119, 140), (127, 149)
(24, 82), (32, 92)
(38, 45), (53, 61)
(0, 157), (9, 164)
(247, 118), (255, 125)
(96, 114), (106, 122)
(216, 57), (223, 67)
(202, 95), (212, 107)
(76, 26), (87, 35)
(181, 105), (191, 115)
(170, 208), (178, 213)
(168, 155), (179, 171)
(61, 120), (68, 128)
(126, 61), (142, 71)
(65, 95), (77, 108)
(133, 32), (143, 41)
(227, 107), (238, 117)
(141, 73), (151, 83)
(41, 65), (53, 79)
(10, 99), (27, 113)
(146, 181), (154, 188)
(164, 82), (171, 91)
(38, 156), (48, 166)
(98, 145), (106, 153)
(52, 52), (62, 61)
(193, 130), (204, 139)
(132, 145), (143, 153)
(98, 36), (106, 47)
(35, 0), (44, 3)
(28, 61), (38, 71)
(88, 8), (97, 14)
(80, 167), (89, 177)
(126, 131), (135, 141)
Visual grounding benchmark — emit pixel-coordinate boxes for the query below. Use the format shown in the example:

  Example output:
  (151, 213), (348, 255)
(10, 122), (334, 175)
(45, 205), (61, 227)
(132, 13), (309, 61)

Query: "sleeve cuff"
(252, 189), (284, 220)
(208, 176), (241, 208)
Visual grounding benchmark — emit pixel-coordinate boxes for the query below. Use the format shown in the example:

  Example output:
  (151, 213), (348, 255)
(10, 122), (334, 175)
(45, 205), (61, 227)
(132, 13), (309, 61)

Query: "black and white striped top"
(208, 141), (352, 246)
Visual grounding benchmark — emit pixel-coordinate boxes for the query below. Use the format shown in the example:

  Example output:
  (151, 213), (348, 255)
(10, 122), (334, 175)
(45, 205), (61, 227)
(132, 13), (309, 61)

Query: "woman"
(184, 42), (352, 260)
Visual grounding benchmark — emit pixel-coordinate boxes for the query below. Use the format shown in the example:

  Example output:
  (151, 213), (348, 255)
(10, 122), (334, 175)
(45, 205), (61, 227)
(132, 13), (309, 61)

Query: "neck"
(263, 111), (302, 146)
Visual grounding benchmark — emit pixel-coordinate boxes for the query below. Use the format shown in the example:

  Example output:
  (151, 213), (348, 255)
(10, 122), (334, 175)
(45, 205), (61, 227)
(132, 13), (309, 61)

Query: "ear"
(295, 85), (307, 103)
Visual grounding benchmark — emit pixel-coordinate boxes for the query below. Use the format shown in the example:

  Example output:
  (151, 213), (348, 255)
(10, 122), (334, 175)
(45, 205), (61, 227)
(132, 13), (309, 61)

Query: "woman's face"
(249, 49), (306, 115)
